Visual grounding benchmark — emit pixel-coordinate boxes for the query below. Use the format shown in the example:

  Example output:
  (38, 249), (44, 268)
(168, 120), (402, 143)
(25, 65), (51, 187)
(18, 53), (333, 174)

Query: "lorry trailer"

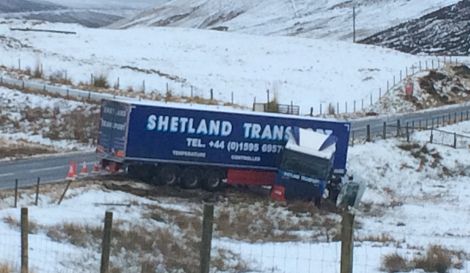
(97, 99), (351, 199)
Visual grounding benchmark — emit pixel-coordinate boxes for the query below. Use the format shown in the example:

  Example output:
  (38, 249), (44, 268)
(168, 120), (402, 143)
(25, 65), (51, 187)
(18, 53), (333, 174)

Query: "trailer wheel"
(158, 165), (179, 186)
(180, 167), (202, 189)
(128, 164), (153, 182)
(203, 169), (225, 191)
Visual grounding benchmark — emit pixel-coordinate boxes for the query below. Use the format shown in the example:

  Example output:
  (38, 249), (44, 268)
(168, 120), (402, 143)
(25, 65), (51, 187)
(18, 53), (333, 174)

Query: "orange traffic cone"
(92, 162), (101, 174)
(66, 161), (77, 180)
(79, 161), (89, 176)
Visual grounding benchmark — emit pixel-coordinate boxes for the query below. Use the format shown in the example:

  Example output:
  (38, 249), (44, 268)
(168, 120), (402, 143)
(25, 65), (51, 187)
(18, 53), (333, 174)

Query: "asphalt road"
(349, 102), (470, 141)
(0, 152), (97, 189)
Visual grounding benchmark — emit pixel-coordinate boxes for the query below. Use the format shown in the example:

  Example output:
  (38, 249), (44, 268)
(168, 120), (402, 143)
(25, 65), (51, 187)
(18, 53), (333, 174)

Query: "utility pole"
(352, 3), (356, 43)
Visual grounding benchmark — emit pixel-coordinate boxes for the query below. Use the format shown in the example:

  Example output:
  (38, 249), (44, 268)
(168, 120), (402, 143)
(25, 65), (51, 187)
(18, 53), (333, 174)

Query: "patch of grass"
(3, 215), (40, 234)
(214, 201), (338, 243)
(412, 245), (456, 273)
(211, 248), (250, 272)
(381, 253), (410, 273)
(381, 245), (465, 273)
(49, 71), (72, 85)
(2, 216), (17, 229)
(45, 220), (237, 273)
(93, 74), (109, 89)
(0, 263), (13, 273)
(360, 233), (396, 244)
(397, 143), (421, 152)
(47, 223), (101, 247)
(44, 106), (100, 143)
(33, 62), (43, 79)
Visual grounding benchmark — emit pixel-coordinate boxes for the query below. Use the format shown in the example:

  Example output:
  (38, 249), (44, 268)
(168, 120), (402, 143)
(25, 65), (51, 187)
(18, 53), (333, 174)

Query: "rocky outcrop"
(360, 1), (470, 56)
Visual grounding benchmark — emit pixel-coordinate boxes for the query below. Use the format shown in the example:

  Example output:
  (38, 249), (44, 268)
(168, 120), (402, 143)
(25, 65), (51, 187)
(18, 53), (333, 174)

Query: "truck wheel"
(128, 164), (153, 181)
(203, 169), (225, 191)
(158, 165), (179, 186)
(180, 167), (202, 189)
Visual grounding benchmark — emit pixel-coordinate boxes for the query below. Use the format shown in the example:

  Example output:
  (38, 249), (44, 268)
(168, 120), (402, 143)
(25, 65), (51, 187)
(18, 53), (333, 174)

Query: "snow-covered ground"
(0, 121), (469, 273)
(3, 20), (468, 115)
(112, 0), (461, 42)
(0, 86), (97, 154)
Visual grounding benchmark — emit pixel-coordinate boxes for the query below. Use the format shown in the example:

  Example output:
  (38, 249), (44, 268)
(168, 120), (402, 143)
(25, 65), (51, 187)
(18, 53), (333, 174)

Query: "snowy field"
(0, 86), (97, 154)
(2, 20), (465, 115)
(0, 121), (469, 272)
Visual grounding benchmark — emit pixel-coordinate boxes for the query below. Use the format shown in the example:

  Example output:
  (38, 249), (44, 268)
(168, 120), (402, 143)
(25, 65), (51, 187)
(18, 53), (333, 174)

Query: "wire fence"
(0, 202), (468, 273)
(0, 56), (464, 116)
(350, 107), (470, 145)
(430, 128), (470, 149)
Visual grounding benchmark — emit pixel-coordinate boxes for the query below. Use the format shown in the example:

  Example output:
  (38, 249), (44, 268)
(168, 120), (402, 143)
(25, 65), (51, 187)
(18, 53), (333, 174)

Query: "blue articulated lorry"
(97, 98), (351, 203)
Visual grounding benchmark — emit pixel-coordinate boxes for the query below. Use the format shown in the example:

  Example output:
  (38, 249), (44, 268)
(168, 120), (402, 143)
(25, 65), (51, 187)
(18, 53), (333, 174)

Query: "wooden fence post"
(58, 179), (73, 205)
(200, 203), (214, 273)
(35, 177), (40, 206)
(430, 128), (434, 143)
(406, 122), (410, 142)
(396, 120), (401, 137)
(383, 122), (386, 139)
(366, 125), (371, 142)
(14, 179), (19, 208)
(21, 207), (29, 273)
(340, 212), (355, 273)
(453, 132), (457, 149)
(100, 211), (113, 273)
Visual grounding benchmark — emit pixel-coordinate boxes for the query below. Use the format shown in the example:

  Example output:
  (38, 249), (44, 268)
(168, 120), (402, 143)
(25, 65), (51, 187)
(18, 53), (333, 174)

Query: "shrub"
(33, 62), (43, 78)
(265, 93), (279, 113)
(49, 71), (72, 85)
(413, 245), (453, 273)
(327, 103), (336, 115)
(93, 74), (109, 88)
(381, 253), (410, 273)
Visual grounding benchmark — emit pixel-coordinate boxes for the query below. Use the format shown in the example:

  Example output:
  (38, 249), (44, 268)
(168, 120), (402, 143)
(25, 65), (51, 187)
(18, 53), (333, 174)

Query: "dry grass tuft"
(0, 263), (13, 273)
(412, 245), (455, 273)
(93, 74), (109, 89)
(381, 253), (410, 273)
(381, 245), (465, 273)
(359, 233), (396, 244)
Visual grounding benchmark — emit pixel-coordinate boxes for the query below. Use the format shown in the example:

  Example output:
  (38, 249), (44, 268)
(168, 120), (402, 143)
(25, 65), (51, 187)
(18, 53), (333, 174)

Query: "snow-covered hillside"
(360, 0), (470, 56)
(0, 0), (164, 27)
(111, 0), (460, 41)
(0, 0), (62, 13)
(2, 20), (460, 115)
(0, 120), (469, 272)
(0, 86), (97, 153)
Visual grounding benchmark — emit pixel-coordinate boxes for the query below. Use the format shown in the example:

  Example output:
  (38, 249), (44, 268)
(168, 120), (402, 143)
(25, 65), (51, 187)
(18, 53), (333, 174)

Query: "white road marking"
(29, 165), (69, 173)
(0, 172), (14, 178)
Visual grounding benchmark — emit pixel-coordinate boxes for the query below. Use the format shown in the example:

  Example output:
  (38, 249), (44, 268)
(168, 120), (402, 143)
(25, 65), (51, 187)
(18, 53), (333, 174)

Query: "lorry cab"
(272, 127), (337, 204)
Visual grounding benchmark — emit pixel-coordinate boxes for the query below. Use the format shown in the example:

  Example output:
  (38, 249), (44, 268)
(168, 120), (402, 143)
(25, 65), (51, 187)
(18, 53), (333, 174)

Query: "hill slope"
(0, 0), (62, 13)
(0, 20), (445, 114)
(0, 0), (162, 28)
(110, 0), (460, 41)
(360, 0), (470, 55)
